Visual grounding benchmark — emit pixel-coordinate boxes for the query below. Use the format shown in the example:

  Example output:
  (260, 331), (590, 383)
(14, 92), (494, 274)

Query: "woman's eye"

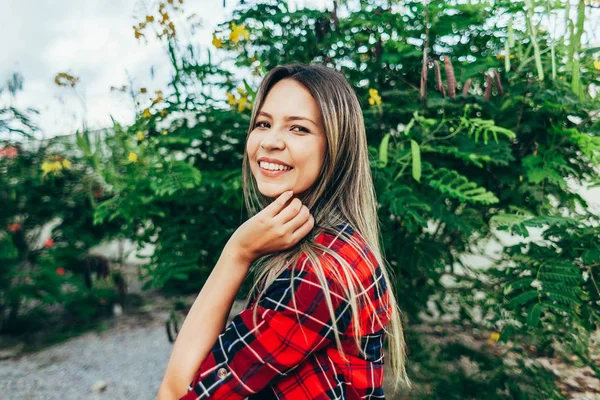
(291, 125), (310, 133)
(254, 121), (309, 133)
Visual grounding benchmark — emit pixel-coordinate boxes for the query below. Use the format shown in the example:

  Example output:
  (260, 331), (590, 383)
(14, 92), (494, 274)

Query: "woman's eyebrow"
(258, 111), (316, 126)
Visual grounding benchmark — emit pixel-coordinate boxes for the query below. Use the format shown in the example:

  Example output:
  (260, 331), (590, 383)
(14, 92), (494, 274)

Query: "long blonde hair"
(241, 63), (411, 393)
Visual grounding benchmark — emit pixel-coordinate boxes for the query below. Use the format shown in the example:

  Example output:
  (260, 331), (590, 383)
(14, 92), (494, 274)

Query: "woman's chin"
(260, 189), (288, 198)
(255, 184), (292, 198)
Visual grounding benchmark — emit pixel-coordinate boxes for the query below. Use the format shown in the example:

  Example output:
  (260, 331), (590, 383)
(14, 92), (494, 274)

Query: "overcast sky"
(0, 0), (330, 140)
(1, 0), (598, 141)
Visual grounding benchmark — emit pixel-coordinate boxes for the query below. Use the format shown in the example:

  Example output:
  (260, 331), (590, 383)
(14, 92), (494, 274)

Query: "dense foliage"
(0, 137), (124, 335)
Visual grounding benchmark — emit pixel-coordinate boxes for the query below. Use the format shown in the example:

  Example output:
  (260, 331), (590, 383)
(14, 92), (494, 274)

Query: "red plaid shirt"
(180, 223), (391, 400)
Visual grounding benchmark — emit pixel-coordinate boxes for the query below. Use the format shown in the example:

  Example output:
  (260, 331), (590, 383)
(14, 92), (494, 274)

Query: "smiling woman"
(159, 63), (411, 400)
(247, 79), (328, 200)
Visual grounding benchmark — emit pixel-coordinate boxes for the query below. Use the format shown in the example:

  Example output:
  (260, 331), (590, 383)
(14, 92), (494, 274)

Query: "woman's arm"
(179, 254), (354, 400)
(157, 241), (251, 400)
(159, 190), (313, 399)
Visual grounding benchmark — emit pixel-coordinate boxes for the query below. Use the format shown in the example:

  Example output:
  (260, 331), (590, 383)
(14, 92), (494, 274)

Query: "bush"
(0, 133), (121, 334)
(80, 0), (599, 397)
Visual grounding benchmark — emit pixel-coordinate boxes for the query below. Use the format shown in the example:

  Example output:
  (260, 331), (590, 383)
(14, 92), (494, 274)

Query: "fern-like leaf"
(490, 214), (584, 238)
(149, 161), (202, 197)
(427, 168), (499, 205)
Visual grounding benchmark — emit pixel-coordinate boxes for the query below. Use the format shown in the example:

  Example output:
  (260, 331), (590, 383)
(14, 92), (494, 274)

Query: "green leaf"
(379, 133), (391, 168)
(527, 302), (544, 327)
(505, 278), (534, 294)
(149, 161), (202, 197)
(411, 139), (421, 182)
(499, 325), (514, 342)
(509, 290), (538, 308)
(427, 168), (499, 205)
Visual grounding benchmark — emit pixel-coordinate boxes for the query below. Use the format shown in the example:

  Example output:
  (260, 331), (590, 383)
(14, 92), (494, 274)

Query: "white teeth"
(259, 161), (292, 171)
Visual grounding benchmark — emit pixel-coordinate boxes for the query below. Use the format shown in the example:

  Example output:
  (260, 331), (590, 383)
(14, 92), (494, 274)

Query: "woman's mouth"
(258, 162), (293, 177)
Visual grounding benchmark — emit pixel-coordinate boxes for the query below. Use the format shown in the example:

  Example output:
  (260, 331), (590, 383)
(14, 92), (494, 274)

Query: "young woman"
(158, 63), (411, 399)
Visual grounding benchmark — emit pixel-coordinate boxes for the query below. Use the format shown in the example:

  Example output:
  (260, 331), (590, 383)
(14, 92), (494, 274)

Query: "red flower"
(44, 238), (55, 248)
(7, 223), (22, 232)
(0, 146), (18, 159)
(56, 267), (66, 276)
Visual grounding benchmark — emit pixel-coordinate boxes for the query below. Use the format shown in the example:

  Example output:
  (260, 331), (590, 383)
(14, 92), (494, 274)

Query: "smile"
(258, 163), (294, 177)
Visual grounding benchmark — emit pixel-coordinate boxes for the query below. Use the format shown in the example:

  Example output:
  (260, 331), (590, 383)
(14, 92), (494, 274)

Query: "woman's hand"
(229, 190), (315, 264)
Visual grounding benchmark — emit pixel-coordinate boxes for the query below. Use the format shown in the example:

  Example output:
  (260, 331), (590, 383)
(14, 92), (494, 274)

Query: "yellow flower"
(128, 152), (138, 163)
(146, 15), (154, 23)
(134, 27), (145, 40)
(142, 108), (152, 118)
(237, 96), (247, 112)
(252, 64), (263, 77)
(229, 22), (249, 44)
(368, 88), (382, 106)
(136, 131), (145, 141)
(226, 92), (237, 106)
(160, 109), (168, 117)
(212, 34), (223, 48)
(41, 160), (63, 176)
(54, 72), (79, 88)
(161, 130), (168, 135)
(488, 332), (500, 345)
(61, 159), (72, 169)
(236, 87), (246, 95)
(152, 93), (164, 105)
(594, 60), (600, 70)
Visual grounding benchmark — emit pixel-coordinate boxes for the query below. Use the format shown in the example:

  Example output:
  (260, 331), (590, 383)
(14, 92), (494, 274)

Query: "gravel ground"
(0, 314), (172, 400)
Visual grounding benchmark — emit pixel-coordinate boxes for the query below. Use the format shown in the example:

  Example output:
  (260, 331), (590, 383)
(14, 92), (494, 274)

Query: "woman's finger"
(284, 204), (311, 235)
(290, 213), (314, 243)
(271, 197), (302, 225)
(266, 190), (295, 217)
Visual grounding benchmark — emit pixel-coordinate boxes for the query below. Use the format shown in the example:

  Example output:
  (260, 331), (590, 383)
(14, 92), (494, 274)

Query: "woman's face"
(247, 79), (327, 199)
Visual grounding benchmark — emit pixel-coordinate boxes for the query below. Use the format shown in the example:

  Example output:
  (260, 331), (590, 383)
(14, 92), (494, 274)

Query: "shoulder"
(293, 223), (391, 334)
(294, 223), (380, 290)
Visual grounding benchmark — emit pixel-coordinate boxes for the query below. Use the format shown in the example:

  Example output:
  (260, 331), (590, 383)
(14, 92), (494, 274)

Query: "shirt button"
(217, 367), (228, 379)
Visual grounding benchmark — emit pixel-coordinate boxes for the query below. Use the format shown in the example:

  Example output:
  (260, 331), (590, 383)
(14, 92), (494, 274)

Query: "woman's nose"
(261, 130), (286, 148)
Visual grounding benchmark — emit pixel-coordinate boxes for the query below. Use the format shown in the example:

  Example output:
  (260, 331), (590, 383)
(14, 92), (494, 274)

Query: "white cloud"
(0, 0), (237, 139)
